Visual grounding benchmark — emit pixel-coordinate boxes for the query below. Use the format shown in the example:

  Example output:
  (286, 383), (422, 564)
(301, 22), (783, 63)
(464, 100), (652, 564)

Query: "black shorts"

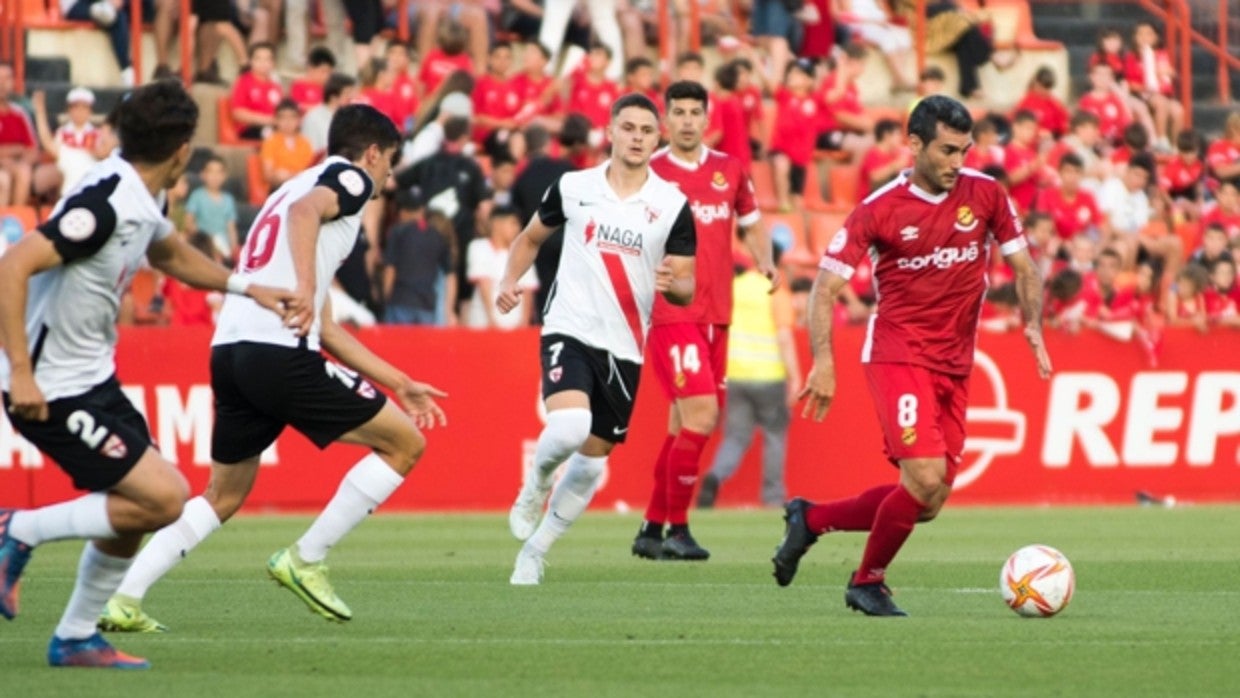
(4, 376), (152, 492)
(191, 0), (230, 22)
(210, 342), (387, 464)
(540, 334), (641, 444)
(816, 130), (848, 151)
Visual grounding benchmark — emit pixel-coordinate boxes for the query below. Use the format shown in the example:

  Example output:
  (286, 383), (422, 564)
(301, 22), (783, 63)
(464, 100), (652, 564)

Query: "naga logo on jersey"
(596, 223), (645, 256)
(691, 201), (731, 225)
(711, 171), (728, 191)
(59, 208), (97, 241)
(897, 241), (981, 271)
(955, 205), (979, 233)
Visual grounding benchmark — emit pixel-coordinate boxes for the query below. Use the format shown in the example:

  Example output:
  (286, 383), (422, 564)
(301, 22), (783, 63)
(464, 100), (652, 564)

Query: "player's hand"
(247, 284), (307, 330)
(797, 362), (836, 421)
(758, 260), (782, 293)
(785, 373), (804, 409)
(496, 280), (522, 314)
(6, 368), (49, 422)
(281, 285), (315, 336)
(655, 257), (675, 294)
(1023, 326), (1053, 379)
(395, 379), (448, 430)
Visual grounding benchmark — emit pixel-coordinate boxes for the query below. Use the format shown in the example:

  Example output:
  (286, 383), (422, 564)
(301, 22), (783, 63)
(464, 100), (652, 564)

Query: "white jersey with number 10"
(212, 156), (374, 351)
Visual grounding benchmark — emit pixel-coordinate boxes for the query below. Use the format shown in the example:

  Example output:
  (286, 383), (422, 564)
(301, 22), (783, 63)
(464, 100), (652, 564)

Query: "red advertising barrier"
(3, 326), (1239, 509)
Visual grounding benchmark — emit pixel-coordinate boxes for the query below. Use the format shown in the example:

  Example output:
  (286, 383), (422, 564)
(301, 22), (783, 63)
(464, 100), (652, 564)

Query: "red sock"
(805, 485), (898, 534)
(665, 429), (710, 526)
(853, 486), (925, 585)
(642, 435), (677, 525)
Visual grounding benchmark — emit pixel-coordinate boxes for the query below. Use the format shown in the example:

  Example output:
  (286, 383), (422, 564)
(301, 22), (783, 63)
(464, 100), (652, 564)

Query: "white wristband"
(226, 274), (250, 295)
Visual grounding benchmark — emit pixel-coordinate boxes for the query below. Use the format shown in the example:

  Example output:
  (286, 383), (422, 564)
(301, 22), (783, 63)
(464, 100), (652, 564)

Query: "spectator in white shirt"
(466, 205), (538, 329)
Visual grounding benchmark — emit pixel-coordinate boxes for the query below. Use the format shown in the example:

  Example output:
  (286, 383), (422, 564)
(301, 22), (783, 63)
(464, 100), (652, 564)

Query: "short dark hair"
(324, 73), (357, 103)
(1098, 248), (1123, 265)
(1024, 211), (1052, 229)
(443, 116), (470, 142)
(1049, 268), (1084, 301)
(114, 80), (198, 164)
(1059, 152), (1084, 170)
(610, 93), (660, 122)
(1012, 109), (1038, 125)
(560, 113), (592, 148)
(1220, 178), (1240, 192)
(919, 66), (946, 82)
(489, 205), (520, 220)
(714, 62), (739, 92)
(875, 118), (901, 141)
(733, 57), (754, 72)
(1204, 222), (1228, 237)
(394, 188), (423, 211)
(249, 41), (276, 59)
(490, 40), (513, 54)
(907, 94), (973, 144)
(202, 154), (226, 171)
(327, 104), (402, 161)
(524, 124), (551, 154)
(590, 41), (614, 60)
(664, 80), (708, 110)
(1123, 122), (1149, 150)
(1128, 151), (1157, 178)
(1176, 129), (1202, 154)
(307, 46), (336, 68)
(676, 51), (704, 67)
(1034, 66), (1056, 89)
(972, 115), (997, 137)
(275, 98), (300, 115)
(1070, 111), (1100, 130)
(625, 56), (654, 75)
(1178, 263), (1209, 291)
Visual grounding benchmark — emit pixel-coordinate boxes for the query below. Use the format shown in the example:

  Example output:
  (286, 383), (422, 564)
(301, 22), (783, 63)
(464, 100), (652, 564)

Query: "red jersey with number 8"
(649, 147), (760, 326)
(213, 156), (374, 351)
(820, 168), (1027, 376)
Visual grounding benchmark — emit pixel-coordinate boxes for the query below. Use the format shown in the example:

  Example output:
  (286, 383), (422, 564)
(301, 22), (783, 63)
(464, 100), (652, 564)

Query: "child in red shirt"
(1126, 22), (1182, 151)
(230, 42), (284, 139)
(417, 21), (474, 100)
(1207, 113), (1240, 184)
(964, 116), (1004, 172)
(1005, 110), (1045, 214)
(473, 41), (523, 160)
(1199, 181), (1240, 241)
(768, 59), (821, 212)
(386, 40), (419, 132)
(705, 62), (751, 169)
(1013, 66), (1071, 141)
(1165, 264), (1209, 332)
(1078, 61), (1132, 146)
(290, 46), (335, 112)
(355, 58), (402, 128)
(567, 43), (622, 136)
(1035, 153), (1103, 241)
(1204, 258), (1240, 327)
(163, 232), (224, 326)
(857, 118), (908, 202)
(624, 57), (662, 117)
(512, 43), (563, 131)
(733, 58), (765, 158)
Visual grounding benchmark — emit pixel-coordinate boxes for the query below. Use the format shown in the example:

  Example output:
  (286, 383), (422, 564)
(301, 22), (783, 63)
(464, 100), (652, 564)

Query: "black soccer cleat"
(631, 535), (665, 560)
(661, 531), (710, 561)
(771, 498), (819, 587)
(845, 574), (908, 617)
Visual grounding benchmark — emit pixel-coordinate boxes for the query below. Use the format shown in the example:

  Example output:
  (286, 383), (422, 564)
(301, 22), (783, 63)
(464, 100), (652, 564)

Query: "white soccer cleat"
(508, 483), (551, 541)
(509, 548), (545, 586)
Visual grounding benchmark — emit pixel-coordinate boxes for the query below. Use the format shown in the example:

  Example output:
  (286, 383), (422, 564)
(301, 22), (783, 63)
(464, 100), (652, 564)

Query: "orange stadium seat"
(763, 210), (816, 267)
(217, 96), (261, 148)
(748, 159), (781, 211)
(127, 268), (168, 325)
(809, 210), (849, 254)
(827, 164), (861, 208)
(246, 153), (269, 205)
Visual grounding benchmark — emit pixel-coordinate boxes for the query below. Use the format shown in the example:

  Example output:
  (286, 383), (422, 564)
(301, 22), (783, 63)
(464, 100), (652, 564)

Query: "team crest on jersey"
(827, 228), (848, 254)
(901, 427), (917, 446)
(675, 372), (687, 388)
(549, 366), (563, 383)
(338, 169), (366, 197)
(357, 380), (377, 399)
(711, 171), (728, 191)
(102, 434), (128, 459)
(955, 205), (979, 233)
(59, 208), (97, 241)
(644, 205), (660, 223)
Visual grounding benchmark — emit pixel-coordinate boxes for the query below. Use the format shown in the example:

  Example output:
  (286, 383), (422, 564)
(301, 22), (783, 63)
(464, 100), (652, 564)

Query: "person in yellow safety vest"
(697, 246), (801, 508)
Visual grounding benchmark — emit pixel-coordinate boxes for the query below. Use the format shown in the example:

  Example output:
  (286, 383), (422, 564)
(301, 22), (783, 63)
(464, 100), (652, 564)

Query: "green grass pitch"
(3, 506), (1239, 697)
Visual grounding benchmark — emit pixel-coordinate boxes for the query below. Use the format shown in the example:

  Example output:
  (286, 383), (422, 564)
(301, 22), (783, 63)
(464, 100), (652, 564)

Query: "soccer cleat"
(510, 548), (544, 585)
(267, 546), (352, 622)
(47, 633), (150, 669)
(771, 498), (819, 587)
(97, 595), (168, 633)
(696, 473), (720, 509)
(661, 531), (710, 561)
(509, 482), (551, 541)
(0, 509), (33, 620)
(845, 574), (908, 617)
(631, 534), (665, 560)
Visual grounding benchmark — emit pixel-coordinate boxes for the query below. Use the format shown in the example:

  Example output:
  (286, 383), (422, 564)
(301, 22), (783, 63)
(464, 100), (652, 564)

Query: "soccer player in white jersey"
(98, 104), (448, 631)
(0, 81), (295, 669)
(497, 93), (698, 585)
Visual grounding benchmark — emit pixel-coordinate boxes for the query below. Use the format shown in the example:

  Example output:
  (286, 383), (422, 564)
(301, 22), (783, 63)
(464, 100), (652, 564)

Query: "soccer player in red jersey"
(230, 42), (285, 140)
(632, 81), (778, 561)
(772, 95), (1052, 616)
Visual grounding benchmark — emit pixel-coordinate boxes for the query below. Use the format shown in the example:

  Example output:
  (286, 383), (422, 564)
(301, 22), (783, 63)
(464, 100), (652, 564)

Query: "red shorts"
(864, 362), (969, 482)
(647, 323), (728, 405)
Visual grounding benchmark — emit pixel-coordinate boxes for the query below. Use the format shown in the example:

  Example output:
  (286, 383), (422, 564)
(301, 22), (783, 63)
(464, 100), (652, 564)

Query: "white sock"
(115, 496), (221, 601)
(296, 454), (404, 563)
(530, 408), (592, 487)
(54, 543), (132, 640)
(8, 493), (115, 547)
(525, 453), (607, 557)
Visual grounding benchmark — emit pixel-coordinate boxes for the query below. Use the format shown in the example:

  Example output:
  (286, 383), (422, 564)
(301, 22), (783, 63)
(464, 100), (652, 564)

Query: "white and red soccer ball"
(1000, 545), (1075, 617)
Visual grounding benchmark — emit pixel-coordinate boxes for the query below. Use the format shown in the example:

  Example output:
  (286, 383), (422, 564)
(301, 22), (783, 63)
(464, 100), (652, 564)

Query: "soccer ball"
(1000, 545), (1075, 617)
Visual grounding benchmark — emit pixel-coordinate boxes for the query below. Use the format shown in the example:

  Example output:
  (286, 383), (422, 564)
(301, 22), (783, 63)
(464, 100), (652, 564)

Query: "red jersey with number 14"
(820, 169), (1027, 376)
(650, 147), (760, 326)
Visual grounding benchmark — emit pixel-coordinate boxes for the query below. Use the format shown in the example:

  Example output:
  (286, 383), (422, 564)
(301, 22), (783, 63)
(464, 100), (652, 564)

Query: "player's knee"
(391, 426), (425, 473)
(147, 490), (186, 530)
(680, 403), (719, 434)
(543, 408), (593, 458)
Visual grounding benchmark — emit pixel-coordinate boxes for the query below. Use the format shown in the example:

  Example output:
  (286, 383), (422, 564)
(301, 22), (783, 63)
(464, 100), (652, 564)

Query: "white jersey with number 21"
(212, 156), (374, 352)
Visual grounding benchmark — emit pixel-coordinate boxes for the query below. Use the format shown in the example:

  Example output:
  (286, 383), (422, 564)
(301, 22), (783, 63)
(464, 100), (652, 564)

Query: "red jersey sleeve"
(986, 182), (1028, 256)
(819, 203), (875, 279)
(734, 163), (760, 227)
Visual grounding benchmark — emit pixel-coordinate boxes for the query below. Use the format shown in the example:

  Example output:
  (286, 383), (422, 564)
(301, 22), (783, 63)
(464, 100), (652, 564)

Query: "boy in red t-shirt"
(1078, 62), (1132, 146)
(705, 62), (751, 168)
(230, 42), (284, 139)
(1206, 113), (1240, 184)
(963, 116), (1003, 172)
(733, 58), (766, 159)
(1126, 22), (1183, 151)
(814, 43), (874, 162)
(511, 43), (563, 132)
(473, 41), (524, 160)
(1161, 129), (1204, 219)
(857, 118), (908, 202)
(567, 43), (622, 135)
(1199, 181), (1240, 241)
(1004, 110), (1045, 214)
(290, 46), (336, 112)
(624, 57), (662, 116)
(1013, 66), (1070, 141)
(1204, 258), (1240, 327)
(354, 58), (402, 128)
(1035, 153), (1104, 241)
(386, 41), (419, 132)
(417, 21), (474, 100)
(768, 59), (821, 212)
